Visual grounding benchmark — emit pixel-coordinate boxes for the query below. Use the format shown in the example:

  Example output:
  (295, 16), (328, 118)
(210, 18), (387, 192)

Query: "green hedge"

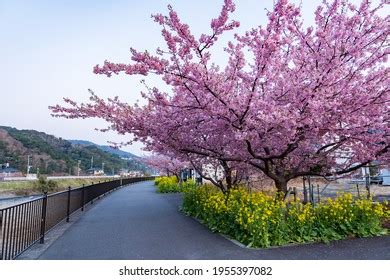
(182, 185), (389, 248)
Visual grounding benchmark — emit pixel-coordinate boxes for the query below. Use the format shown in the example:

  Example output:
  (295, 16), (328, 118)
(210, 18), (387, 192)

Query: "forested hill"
(0, 126), (147, 175)
(68, 140), (137, 159)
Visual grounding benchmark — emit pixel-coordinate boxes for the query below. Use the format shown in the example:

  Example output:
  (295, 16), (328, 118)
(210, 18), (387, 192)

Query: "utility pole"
(77, 160), (81, 176)
(102, 162), (105, 174)
(90, 156), (93, 169)
(27, 155), (31, 175)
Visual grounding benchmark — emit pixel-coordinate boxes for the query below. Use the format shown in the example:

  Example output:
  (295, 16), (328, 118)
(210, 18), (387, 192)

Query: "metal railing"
(0, 176), (154, 260)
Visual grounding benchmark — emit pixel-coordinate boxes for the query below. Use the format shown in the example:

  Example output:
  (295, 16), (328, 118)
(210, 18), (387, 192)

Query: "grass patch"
(182, 184), (389, 248)
(0, 178), (113, 196)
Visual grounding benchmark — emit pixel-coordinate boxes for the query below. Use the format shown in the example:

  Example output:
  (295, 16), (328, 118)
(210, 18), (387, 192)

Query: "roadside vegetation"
(154, 176), (196, 193)
(181, 184), (389, 248)
(0, 178), (111, 196)
(34, 176), (59, 193)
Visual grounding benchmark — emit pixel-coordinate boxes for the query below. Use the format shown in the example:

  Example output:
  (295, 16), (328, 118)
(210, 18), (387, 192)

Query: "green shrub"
(34, 176), (59, 194)
(182, 185), (388, 248)
(154, 176), (196, 193)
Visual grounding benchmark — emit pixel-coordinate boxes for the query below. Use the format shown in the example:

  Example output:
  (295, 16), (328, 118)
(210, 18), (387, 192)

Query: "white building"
(380, 168), (390, 185)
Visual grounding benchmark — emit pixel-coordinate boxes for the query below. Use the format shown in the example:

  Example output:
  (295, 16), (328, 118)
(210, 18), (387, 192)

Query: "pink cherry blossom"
(50, 0), (389, 193)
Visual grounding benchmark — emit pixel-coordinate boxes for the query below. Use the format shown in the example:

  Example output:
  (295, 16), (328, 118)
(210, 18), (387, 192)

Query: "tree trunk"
(274, 179), (288, 194)
(216, 180), (228, 194)
(220, 160), (233, 191)
(225, 170), (232, 190)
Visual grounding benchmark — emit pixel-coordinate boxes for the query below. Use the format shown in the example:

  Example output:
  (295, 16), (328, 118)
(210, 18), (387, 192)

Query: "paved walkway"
(33, 181), (389, 259)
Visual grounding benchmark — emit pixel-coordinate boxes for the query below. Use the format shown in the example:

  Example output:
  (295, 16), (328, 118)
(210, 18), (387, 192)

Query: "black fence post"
(307, 176), (313, 203)
(91, 184), (95, 204)
(365, 175), (371, 199)
(311, 184), (315, 205)
(40, 192), (48, 244)
(66, 187), (71, 222)
(0, 210), (3, 259)
(303, 177), (308, 203)
(283, 187), (292, 201)
(317, 184), (321, 203)
(81, 184), (85, 211)
(356, 184), (360, 198)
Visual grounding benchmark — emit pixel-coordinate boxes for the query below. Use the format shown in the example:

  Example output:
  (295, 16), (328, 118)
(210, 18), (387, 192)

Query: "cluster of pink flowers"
(51, 0), (389, 192)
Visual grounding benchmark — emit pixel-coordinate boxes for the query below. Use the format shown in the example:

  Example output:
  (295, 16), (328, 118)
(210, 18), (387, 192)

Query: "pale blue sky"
(0, 0), (373, 155)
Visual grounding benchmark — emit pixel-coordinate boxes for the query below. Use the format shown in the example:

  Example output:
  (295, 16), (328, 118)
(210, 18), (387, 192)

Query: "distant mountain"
(67, 140), (95, 146)
(68, 140), (138, 159)
(100, 146), (138, 159)
(0, 126), (148, 175)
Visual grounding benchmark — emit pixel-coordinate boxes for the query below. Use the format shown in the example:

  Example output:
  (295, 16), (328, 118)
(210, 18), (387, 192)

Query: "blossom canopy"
(51, 0), (390, 192)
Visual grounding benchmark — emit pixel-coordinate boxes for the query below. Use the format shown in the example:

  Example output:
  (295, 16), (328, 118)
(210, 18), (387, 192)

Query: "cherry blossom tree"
(141, 154), (186, 179)
(51, 0), (389, 193)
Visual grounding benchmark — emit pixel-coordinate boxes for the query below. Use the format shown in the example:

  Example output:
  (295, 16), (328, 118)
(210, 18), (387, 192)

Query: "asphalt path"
(36, 181), (390, 259)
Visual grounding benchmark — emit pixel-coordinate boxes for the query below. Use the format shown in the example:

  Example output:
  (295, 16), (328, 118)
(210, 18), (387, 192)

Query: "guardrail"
(0, 176), (154, 260)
